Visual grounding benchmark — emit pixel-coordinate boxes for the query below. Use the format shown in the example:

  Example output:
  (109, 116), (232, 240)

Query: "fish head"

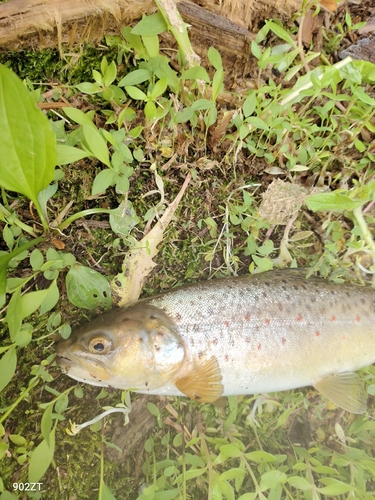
(56, 304), (186, 391)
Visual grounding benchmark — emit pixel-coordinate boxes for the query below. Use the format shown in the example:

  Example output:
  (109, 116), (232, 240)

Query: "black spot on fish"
(154, 345), (161, 351)
(175, 312), (182, 320)
(262, 291), (267, 298)
(145, 381), (149, 387)
(264, 281), (270, 286)
(311, 296), (316, 302)
(293, 285), (299, 290)
(138, 337), (143, 343)
(115, 280), (122, 287)
(198, 351), (203, 358)
(360, 298), (366, 304)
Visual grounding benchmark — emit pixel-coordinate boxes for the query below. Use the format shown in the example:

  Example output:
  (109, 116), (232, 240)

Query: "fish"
(55, 270), (375, 413)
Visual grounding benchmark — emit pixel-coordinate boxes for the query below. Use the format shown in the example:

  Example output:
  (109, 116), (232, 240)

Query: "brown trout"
(56, 270), (375, 413)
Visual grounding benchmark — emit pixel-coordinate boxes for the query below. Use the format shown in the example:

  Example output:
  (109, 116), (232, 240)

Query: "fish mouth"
(56, 354), (111, 387)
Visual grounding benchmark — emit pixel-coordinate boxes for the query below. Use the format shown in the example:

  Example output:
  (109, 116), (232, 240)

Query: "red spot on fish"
(281, 338), (286, 345)
(245, 312), (251, 321)
(257, 343), (261, 350)
(225, 321), (230, 328)
(355, 315), (361, 323)
(330, 315), (336, 322)
(212, 338), (218, 346)
(296, 314), (302, 322)
(265, 318), (270, 325)
(314, 331), (320, 337)
(224, 354), (229, 362)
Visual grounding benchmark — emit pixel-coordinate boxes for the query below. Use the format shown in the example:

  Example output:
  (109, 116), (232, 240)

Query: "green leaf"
(245, 116), (269, 130)
(103, 61), (117, 87)
(63, 107), (96, 128)
(220, 468), (246, 481)
(125, 85), (148, 101)
(100, 482), (117, 500)
(118, 69), (152, 87)
(243, 93), (257, 117)
(306, 192), (364, 213)
(208, 46), (223, 71)
(219, 444), (243, 458)
(260, 470), (287, 491)
(316, 479), (355, 495)
(182, 66), (210, 82)
(56, 144), (90, 165)
(109, 200), (140, 237)
(39, 280), (60, 315)
(142, 35), (160, 58)
(65, 265), (112, 309)
(76, 82), (102, 94)
(92, 169), (116, 195)
(41, 404), (53, 445)
(0, 346), (17, 393)
(150, 78), (168, 99)
(267, 21), (296, 47)
(82, 125), (110, 167)
(6, 289), (22, 341)
(28, 430), (55, 483)
(0, 64), (56, 211)
(131, 12), (168, 36)
(20, 289), (50, 319)
(245, 450), (276, 463)
(288, 476), (312, 490)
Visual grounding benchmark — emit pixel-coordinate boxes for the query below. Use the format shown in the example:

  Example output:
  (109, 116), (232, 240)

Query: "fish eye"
(88, 337), (112, 354)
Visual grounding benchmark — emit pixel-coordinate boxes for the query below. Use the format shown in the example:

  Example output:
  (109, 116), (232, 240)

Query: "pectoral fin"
(175, 356), (223, 403)
(314, 372), (366, 414)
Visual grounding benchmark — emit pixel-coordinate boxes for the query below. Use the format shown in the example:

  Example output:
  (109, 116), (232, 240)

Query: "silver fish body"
(56, 270), (375, 413)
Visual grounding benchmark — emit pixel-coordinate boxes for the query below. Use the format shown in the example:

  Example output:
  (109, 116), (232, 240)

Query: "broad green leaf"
(267, 21), (296, 47)
(220, 468), (246, 481)
(82, 125), (110, 167)
(103, 61), (117, 87)
(66, 265), (112, 309)
(212, 67), (224, 102)
(237, 494), (257, 500)
(30, 248), (44, 271)
(76, 82), (102, 94)
(245, 450), (276, 463)
(56, 144), (90, 165)
(288, 476), (312, 490)
(6, 288), (22, 341)
(131, 12), (167, 36)
(101, 482), (117, 500)
(125, 85), (147, 101)
(118, 69), (152, 87)
(142, 35), (159, 58)
(109, 201), (140, 237)
(0, 490), (17, 500)
(316, 479), (354, 495)
(245, 116), (269, 130)
(150, 78), (168, 99)
(92, 169), (116, 195)
(208, 46), (223, 71)
(63, 107), (96, 128)
(20, 289), (50, 319)
(41, 404), (53, 445)
(306, 192), (363, 213)
(182, 66), (210, 82)
(28, 430), (55, 483)
(0, 346), (17, 393)
(260, 470), (287, 491)
(243, 93), (257, 117)
(0, 64), (56, 209)
(219, 444), (243, 458)
(39, 280), (60, 315)
(191, 99), (214, 111)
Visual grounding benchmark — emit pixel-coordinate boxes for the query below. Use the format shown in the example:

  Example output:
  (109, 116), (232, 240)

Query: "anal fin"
(314, 372), (366, 414)
(175, 356), (223, 403)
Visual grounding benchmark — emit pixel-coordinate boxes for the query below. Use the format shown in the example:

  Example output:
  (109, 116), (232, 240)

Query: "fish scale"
(56, 270), (375, 413)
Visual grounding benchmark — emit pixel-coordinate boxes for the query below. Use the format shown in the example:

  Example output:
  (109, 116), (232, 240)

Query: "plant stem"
(57, 208), (114, 231)
(0, 378), (39, 424)
(352, 206), (375, 286)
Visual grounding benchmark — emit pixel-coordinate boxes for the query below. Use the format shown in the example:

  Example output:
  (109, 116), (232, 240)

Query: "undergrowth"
(0, 3), (375, 500)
